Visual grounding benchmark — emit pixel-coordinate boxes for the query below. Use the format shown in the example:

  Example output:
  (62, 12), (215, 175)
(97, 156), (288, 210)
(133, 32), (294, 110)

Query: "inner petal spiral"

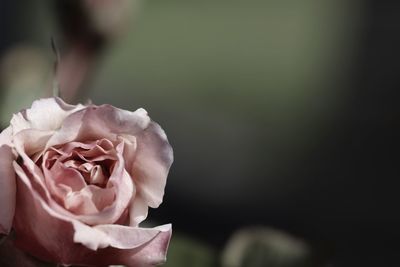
(41, 139), (119, 215)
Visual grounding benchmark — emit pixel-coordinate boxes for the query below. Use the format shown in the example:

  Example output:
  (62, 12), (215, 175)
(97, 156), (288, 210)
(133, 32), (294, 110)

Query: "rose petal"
(78, 105), (151, 139)
(131, 122), (174, 208)
(116, 226), (172, 267)
(118, 134), (137, 175)
(61, 185), (115, 215)
(10, 112), (30, 135)
(42, 163), (79, 206)
(89, 165), (107, 185)
(63, 187), (102, 215)
(48, 160), (87, 192)
(72, 224), (172, 266)
(129, 195), (149, 227)
(50, 140), (118, 169)
(71, 224), (172, 266)
(12, 129), (53, 159)
(74, 223), (171, 250)
(45, 105), (151, 148)
(10, 98), (84, 134)
(0, 127), (16, 234)
(86, 185), (115, 211)
(60, 139), (116, 159)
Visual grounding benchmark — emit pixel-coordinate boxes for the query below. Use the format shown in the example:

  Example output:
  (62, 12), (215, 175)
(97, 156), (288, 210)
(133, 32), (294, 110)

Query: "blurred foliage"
(162, 227), (315, 267)
(164, 233), (218, 267)
(222, 227), (313, 267)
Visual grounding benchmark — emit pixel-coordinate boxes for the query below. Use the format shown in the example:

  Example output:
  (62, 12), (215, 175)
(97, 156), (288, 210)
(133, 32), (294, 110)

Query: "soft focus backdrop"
(1, 0), (399, 266)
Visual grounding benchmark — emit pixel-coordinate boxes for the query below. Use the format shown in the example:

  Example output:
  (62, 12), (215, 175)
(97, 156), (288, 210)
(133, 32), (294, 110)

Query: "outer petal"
(13, 162), (171, 266)
(10, 97), (85, 134)
(45, 104), (151, 148)
(12, 128), (54, 158)
(74, 223), (171, 251)
(0, 127), (16, 234)
(131, 122), (174, 208)
(96, 226), (172, 267)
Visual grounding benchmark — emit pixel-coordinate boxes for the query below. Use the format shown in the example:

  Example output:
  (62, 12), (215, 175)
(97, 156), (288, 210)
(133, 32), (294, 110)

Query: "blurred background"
(1, 0), (399, 266)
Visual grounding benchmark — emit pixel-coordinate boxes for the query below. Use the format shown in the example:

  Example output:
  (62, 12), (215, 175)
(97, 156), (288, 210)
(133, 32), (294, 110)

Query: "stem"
(51, 37), (61, 98)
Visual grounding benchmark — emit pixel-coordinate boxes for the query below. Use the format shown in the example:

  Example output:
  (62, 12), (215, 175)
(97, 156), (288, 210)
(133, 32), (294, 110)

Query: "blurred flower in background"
(53, 0), (138, 103)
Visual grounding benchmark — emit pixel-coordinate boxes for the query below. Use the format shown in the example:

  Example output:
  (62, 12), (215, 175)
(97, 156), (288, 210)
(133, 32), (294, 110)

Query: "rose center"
(41, 139), (118, 215)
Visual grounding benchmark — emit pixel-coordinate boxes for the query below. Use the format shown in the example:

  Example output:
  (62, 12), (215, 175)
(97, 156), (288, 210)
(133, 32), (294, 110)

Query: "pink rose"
(0, 98), (173, 266)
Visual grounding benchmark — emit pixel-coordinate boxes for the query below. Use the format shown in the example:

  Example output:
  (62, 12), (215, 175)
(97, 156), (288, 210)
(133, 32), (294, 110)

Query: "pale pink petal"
(12, 129), (53, 158)
(73, 223), (171, 251)
(72, 151), (117, 163)
(116, 226), (172, 267)
(45, 160), (104, 216)
(26, 98), (84, 131)
(86, 185), (115, 211)
(71, 224), (172, 266)
(10, 112), (30, 134)
(61, 185), (115, 215)
(60, 139), (115, 157)
(67, 159), (84, 169)
(131, 122), (173, 208)
(129, 195), (149, 227)
(76, 105), (150, 140)
(88, 165), (107, 185)
(94, 224), (170, 249)
(53, 140), (118, 165)
(117, 134), (137, 174)
(0, 127), (16, 234)
(79, 139), (115, 157)
(48, 160), (87, 192)
(63, 187), (101, 215)
(10, 98), (84, 134)
(60, 140), (100, 153)
(45, 105), (150, 148)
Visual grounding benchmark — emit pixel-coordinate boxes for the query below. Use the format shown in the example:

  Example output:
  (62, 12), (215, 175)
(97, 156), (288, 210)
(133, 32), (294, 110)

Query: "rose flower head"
(0, 98), (173, 266)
